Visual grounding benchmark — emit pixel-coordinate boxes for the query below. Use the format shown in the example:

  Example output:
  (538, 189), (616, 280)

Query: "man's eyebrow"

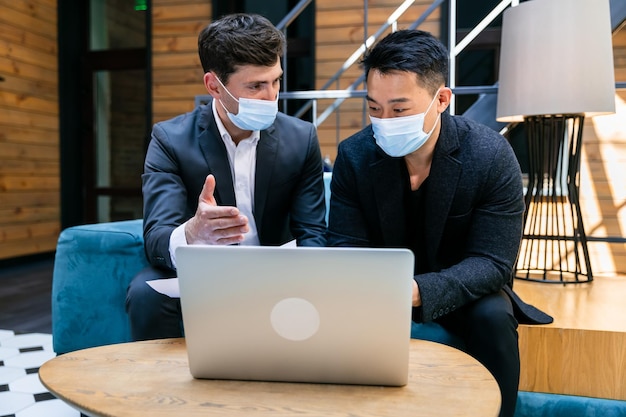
(365, 95), (410, 104)
(245, 74), (283, 85)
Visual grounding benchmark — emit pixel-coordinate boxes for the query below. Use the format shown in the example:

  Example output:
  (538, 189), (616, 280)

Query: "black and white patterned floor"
(0, 330), (80, 417)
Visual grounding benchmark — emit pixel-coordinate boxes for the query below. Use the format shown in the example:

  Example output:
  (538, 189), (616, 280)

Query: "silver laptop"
(176, 245), (414, 386)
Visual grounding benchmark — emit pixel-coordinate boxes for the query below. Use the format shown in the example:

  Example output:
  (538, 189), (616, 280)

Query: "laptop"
(176, 245), (414, 386)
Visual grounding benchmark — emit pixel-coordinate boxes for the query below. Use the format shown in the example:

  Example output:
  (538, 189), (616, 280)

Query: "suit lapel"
(197, 103), (236, 206)
(424, 114), (462, 260)
(254, 126), (279, 232)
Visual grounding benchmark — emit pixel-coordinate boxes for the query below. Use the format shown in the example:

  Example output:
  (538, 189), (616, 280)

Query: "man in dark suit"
(326, 30), (551, 417)
(126, 13), (326, 341)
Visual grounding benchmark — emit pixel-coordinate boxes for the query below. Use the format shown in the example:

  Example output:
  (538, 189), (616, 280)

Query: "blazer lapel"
(197, 103), (236, 206)
(253, 126), (279, 232)
(424, 115), (462, 260)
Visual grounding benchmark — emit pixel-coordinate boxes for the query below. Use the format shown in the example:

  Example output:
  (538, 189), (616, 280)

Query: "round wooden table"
(39, 338), (501, 417)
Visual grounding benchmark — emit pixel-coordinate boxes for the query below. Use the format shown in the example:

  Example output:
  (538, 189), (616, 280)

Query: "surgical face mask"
(370, 90), (441, 157)
(216, 76), (278, 131)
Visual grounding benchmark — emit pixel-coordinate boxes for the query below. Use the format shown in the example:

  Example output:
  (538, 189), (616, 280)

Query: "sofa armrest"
(52, 219), (149, 354)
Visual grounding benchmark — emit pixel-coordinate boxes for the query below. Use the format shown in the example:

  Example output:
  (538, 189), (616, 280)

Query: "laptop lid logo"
(270, 297), (320, 341)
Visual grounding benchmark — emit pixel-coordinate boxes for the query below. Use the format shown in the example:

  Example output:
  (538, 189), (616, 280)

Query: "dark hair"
(361, 30), (448, 95)
(198, 13), (285, 83)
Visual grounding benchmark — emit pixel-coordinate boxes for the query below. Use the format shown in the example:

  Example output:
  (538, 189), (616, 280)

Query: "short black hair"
(198, 13), (285, 83)
(361, 30), (448, 94)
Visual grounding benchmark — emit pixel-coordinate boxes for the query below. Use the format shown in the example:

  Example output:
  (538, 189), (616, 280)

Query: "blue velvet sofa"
(51, 174), (626, 416)
(52, 218), (148, 354)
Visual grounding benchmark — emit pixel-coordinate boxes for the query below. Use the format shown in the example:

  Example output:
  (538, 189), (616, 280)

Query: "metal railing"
(274, 0), (516, 139)
(447, 0), (518, 114)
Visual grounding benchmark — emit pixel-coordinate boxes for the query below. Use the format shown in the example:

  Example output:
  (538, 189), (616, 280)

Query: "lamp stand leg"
(515, 115), (592, 283)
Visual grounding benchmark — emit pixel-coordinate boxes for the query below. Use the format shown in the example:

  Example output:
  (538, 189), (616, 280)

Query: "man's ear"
(203, 72), (221, 98)
(437, 87), (453, 112)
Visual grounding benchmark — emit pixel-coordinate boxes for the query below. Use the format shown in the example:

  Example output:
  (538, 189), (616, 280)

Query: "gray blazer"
(327, 111), (552, 324)
(142, 103), (327, 271)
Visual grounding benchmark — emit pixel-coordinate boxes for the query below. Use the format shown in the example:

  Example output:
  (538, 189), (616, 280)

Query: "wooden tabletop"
(39, 338), (501, 417)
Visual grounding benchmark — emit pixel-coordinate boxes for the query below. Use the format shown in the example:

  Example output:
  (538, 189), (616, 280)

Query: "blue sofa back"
(52, 219), (148, 353)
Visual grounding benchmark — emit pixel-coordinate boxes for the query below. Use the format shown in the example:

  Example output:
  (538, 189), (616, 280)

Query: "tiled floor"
(0, 330), (80, 417)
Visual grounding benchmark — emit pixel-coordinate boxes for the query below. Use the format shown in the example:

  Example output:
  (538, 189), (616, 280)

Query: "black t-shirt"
(404, 172), (430, 275)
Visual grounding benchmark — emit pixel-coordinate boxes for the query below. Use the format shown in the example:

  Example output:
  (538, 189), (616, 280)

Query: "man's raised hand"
(185, 174), (249, 245)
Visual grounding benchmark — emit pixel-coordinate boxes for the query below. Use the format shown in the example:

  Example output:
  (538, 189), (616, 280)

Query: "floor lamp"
(496, 0), (616, 283)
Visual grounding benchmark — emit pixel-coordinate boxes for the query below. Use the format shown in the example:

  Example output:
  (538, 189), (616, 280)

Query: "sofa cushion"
(52, 219), (148, 354)
(515, 391), (626, 417)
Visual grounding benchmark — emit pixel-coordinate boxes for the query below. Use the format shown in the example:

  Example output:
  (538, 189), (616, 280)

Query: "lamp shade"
(496, 0), (616, 122)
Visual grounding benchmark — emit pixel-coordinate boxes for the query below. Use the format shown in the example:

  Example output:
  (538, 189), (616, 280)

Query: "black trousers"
(125, 265), (183, 341)
(436, 290), (520, 417)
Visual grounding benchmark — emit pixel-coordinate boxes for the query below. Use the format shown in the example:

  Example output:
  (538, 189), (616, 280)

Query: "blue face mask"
(370, 90), (440, 157)
(216, 76), (279, 131)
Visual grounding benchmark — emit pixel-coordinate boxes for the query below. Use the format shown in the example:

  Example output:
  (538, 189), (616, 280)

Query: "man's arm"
(416, 137), (525, 322)
(142, 123), (191, 271)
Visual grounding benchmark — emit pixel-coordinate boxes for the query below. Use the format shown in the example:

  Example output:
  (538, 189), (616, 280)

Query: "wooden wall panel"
(151, 0), (211, 124)
(314, 1), (441, 161)
(0, 0), (59, 260)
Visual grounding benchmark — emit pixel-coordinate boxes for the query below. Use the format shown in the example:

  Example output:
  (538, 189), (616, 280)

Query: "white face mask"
(215, 76), (279, 131)
(370, 89), (440, 157)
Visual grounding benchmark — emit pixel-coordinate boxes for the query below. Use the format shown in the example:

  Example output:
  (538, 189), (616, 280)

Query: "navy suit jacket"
(327, 111), (552, 324)
(142, 103), (327, 271)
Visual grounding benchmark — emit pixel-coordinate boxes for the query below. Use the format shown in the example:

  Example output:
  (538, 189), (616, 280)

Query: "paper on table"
(147, 278), (180, 298)
(148, 240), (297, 298)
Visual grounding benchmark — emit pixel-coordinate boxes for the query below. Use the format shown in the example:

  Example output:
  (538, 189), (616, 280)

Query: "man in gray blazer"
(327, 30), (551, 417)
(126, 14), (326, 341)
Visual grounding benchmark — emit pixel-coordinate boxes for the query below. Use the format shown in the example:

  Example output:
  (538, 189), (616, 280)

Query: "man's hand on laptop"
(412, 280), (422, 307)
(185, 174), (249, 245)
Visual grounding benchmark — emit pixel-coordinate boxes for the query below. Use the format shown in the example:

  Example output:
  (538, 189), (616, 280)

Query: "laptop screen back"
(176, 245), (414, 386)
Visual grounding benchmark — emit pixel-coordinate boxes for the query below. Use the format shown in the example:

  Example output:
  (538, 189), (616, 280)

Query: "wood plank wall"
(151, 0), (211, 125)
(0, 0), (59, 260)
